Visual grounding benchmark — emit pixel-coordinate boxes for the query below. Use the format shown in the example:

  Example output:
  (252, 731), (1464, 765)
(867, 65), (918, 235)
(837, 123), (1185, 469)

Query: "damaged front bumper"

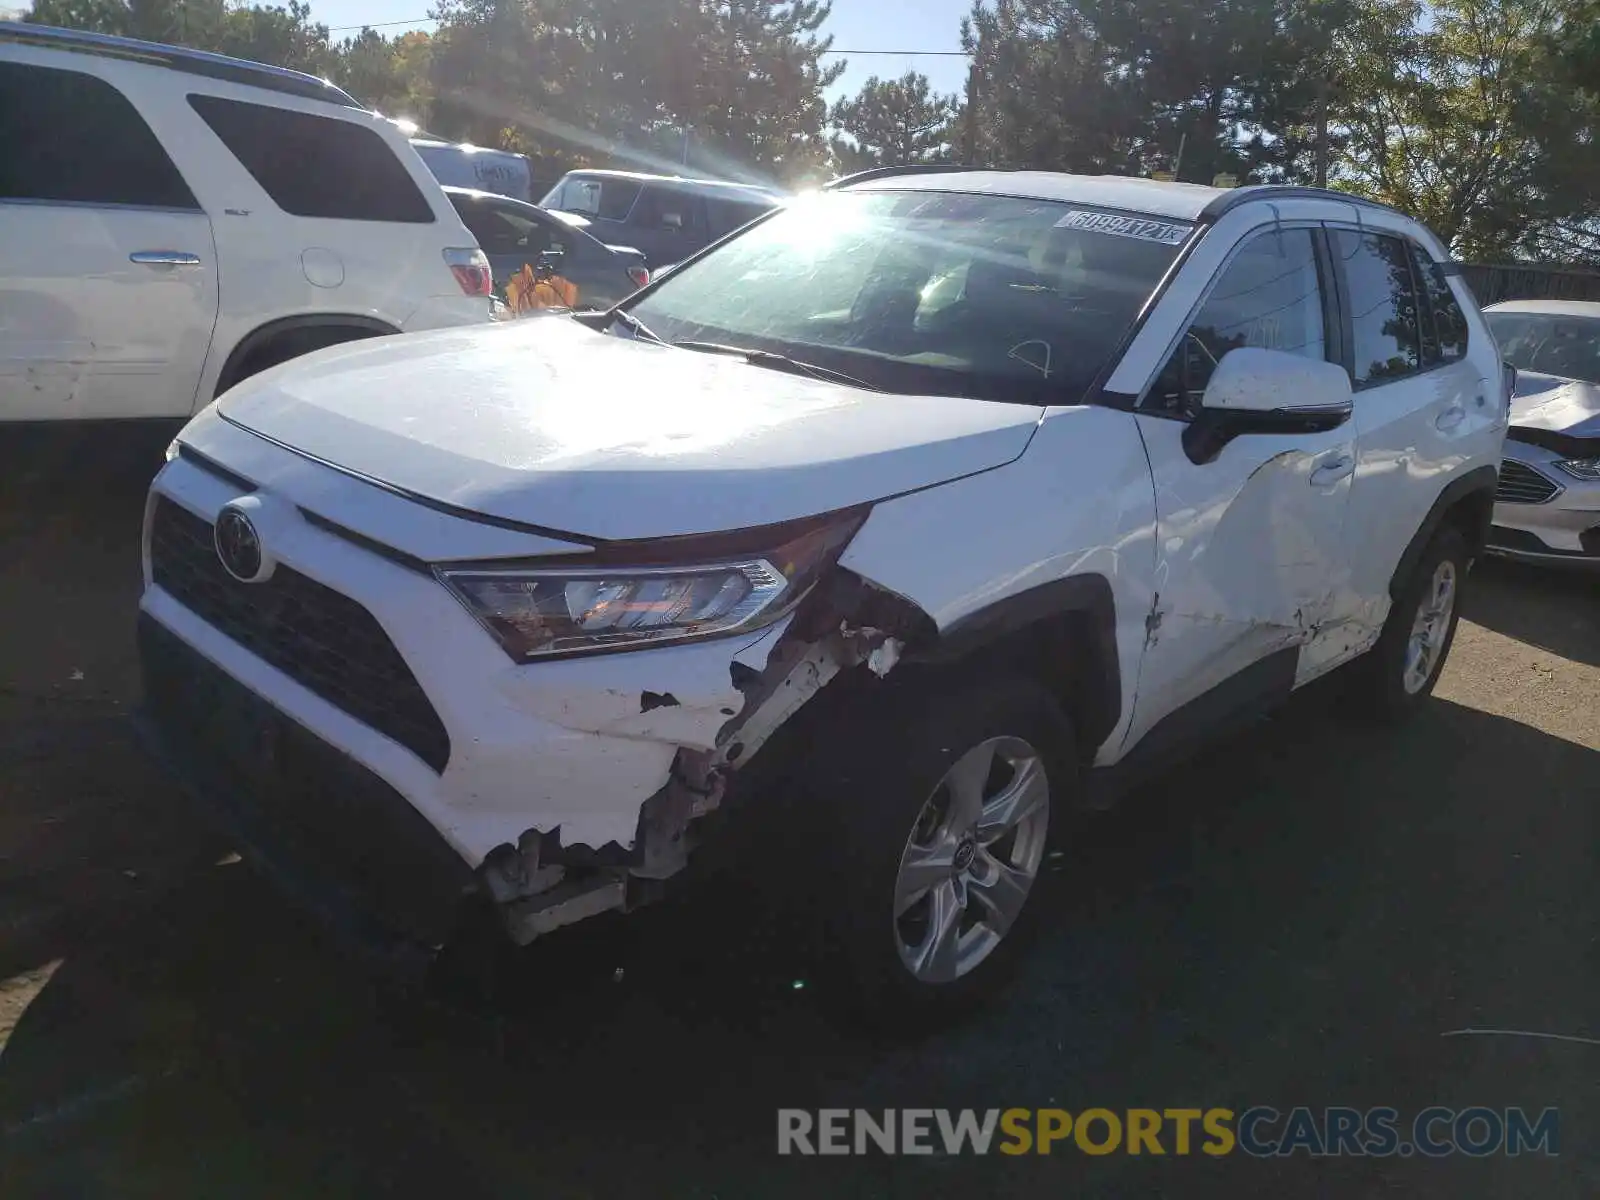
(135, 614), (469, 972)
(141, 452), (908, 953)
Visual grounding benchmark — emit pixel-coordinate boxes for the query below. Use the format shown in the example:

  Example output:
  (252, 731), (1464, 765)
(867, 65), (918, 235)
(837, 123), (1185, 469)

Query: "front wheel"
(807, 675), (1078, 1021)
(1351, 524), (1470, 721)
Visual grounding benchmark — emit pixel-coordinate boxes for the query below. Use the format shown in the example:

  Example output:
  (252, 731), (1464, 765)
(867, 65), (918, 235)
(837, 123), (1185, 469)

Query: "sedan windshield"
(1486, 311), (1600, 386)
(624, 190), (1191, 404)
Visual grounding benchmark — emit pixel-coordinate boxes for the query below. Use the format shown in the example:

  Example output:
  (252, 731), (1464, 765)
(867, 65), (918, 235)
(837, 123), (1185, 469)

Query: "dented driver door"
(1120, 225), (1357, 753)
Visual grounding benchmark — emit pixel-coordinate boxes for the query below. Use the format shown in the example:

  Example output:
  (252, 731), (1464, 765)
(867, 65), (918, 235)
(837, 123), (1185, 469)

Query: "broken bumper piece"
(139, 453), (913, 952)
(137, 599), (905, 954)
(138, 612), (716, 957)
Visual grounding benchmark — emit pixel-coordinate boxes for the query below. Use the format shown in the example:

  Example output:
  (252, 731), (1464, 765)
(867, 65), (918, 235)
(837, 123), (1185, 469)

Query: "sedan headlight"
(438, 510), (865, 660)
(1553, 457), (1600, 481)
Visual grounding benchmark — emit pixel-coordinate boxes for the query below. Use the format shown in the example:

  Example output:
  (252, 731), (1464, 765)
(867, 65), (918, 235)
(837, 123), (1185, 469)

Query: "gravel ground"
(1, 429), (1595, 1197)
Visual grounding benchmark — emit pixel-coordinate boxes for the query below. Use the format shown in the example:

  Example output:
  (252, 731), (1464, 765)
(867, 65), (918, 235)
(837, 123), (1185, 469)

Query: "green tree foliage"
(216, 1), (332, 75)
(1329, 0), (1600, 258)
(28, 0), (228, 44)
(960, 0), (1135, 174)
(424, 0), (840, 184)
(24, 0), (1600, 261)
(334, 28), (435, 123)
(671, 0), (844, 180)
(27, 0), (335, 74)
(25, 0), (431, 119)
(960, 0), (1347, 182)
(424, 0), (582, 153)
(829, 71), (959, 172)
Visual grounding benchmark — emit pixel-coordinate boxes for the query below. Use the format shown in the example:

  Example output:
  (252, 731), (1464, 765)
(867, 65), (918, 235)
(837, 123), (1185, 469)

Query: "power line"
(827, 49), (970, 56)
(327, 17), (436, 31)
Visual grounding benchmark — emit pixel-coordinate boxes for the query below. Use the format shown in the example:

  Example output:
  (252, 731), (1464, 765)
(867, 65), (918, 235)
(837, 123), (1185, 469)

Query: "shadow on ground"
(1, 432), (1595, 1196)
(1466, 557), (1600, 668)
(2, 691), (1594, 1197)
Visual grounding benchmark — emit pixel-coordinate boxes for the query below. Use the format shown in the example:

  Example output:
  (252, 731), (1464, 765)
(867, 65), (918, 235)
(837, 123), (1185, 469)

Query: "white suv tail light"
(445, 247), (493, 296)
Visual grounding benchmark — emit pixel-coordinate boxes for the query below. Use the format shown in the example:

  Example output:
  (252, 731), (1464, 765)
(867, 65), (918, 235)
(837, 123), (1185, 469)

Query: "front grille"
(149, 497), (450, 771)
(1495, 460), (1561, 505)
(139, 615), (473, 950)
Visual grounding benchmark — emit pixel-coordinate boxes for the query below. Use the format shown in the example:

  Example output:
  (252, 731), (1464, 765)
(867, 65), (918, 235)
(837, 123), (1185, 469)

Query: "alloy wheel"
(892, 736), (1051, 984)
(1402, 559), (1458, 694)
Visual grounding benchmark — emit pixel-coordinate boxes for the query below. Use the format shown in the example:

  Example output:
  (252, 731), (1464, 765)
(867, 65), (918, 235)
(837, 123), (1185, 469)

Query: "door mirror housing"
(1182, 347), (1354, 465)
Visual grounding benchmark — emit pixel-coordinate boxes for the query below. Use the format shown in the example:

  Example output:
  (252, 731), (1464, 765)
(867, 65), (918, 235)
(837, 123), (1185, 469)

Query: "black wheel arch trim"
(214, 314), (400, 398)
(911, 573), (1122, 750)
(1388, 464), (1498, 598)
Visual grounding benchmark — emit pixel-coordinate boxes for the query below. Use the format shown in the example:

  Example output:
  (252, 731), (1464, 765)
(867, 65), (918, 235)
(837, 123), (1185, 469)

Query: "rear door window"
(633, 185), (706, 236)
(596, 179), (642, 221)
(704, 196), (775, 239)
(1331, 229), (1422, 385)
(1409, 243), (1469, 366)
(452, 198), (559, 256)
(0, 61), (195, 209)
(188, 95), (433, 222)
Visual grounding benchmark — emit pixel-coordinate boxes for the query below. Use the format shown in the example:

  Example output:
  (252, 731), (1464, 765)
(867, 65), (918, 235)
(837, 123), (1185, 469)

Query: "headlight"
(1553, 456), (1600, 481)
(438, 510), (865, 660)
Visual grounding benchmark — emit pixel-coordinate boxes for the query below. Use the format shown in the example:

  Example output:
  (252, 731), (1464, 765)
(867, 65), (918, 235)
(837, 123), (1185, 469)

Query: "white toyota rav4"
(137, 169), (1507, 1012)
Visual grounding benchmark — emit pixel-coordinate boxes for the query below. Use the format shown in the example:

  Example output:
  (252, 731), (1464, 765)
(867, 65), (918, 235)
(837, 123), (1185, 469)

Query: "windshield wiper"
(604, 308), (663, 343)
(671, 340), (880, 392)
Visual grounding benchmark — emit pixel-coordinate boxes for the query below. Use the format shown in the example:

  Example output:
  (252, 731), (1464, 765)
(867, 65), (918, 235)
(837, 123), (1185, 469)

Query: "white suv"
(136, 169), (1506, 1013)
(0, 23), (492, 423)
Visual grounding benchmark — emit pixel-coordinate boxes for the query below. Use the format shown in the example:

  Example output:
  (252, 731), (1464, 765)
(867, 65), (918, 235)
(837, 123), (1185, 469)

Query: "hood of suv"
(216, 317), (1043, 540)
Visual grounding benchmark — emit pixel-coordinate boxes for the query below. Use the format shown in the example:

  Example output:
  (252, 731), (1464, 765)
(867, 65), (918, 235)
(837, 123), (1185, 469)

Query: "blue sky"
(306, 0), (974, 102)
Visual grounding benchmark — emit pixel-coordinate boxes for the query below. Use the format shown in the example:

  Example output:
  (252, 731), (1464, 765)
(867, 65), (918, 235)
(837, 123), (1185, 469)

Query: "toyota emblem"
(215, 505), (264, 582)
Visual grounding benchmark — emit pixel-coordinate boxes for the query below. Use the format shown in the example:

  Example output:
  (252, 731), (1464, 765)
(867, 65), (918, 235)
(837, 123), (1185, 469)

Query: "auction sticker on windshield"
(1054, 210), (1192, 245)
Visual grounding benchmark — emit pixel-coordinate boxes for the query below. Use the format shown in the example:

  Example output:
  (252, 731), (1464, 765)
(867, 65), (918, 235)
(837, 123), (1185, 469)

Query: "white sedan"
(1483, 300), (1600, 567)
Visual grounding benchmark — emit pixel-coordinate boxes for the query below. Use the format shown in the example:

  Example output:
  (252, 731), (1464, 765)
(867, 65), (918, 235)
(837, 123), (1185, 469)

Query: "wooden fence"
(1458, 262), (1600, 306)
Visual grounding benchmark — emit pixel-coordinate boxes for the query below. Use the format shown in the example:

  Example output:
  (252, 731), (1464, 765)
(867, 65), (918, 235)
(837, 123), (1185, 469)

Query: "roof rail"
(823, 163), (981, 190)
(0, 21), (362, 108)
(1199, 184), (1406, 222)
(561, 166), (781, 193)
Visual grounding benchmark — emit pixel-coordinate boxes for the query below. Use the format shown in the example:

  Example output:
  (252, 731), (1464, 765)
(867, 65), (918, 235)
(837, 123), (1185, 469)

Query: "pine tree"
(829, 71), (959, 172)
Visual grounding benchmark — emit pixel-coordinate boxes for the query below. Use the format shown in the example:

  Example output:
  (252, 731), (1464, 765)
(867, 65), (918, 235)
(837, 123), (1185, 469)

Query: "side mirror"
(1182, 347), (1354, 465)
(534, 248), (564, 280)
(1502, 359), (1519, 403)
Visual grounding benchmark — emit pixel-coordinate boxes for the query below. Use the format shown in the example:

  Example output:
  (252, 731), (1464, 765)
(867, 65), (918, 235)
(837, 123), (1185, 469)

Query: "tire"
(223, 325), (381, 394)
(803, 672), (1079, 1024)
(1351, 524), (1470, 722)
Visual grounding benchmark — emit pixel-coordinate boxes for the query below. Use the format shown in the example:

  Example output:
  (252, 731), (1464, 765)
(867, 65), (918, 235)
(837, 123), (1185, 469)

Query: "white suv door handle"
(130, 250), (202, 266)
(1435, 404), (1466, 431)
(1309, 453), (1355, 487)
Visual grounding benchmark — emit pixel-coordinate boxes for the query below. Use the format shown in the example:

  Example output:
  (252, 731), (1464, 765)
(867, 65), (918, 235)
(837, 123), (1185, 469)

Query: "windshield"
(1486, 311), (1600, 386)
(624, 190), (1191, 404)
(543, 175), (642, 221)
